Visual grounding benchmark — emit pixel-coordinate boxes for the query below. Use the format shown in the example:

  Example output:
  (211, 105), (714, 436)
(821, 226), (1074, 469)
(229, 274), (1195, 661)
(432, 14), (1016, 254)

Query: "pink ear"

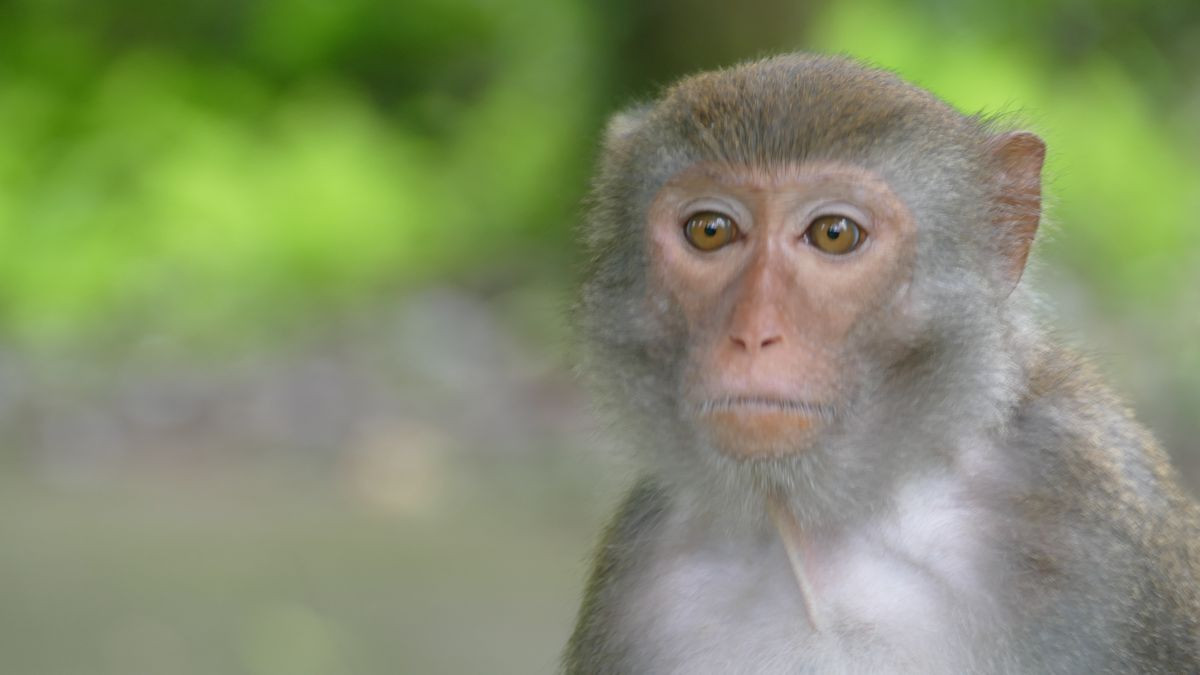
(988, 131), (1045, 290)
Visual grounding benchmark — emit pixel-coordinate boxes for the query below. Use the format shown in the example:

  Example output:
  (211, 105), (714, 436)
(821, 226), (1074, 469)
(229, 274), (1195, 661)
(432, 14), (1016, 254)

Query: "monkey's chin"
(701, 408), (824, 460)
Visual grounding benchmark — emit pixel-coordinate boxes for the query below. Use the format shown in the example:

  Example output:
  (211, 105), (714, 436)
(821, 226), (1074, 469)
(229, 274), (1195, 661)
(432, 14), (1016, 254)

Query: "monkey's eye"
(683, 212), (738, 251)
(805, 215), (863, 255)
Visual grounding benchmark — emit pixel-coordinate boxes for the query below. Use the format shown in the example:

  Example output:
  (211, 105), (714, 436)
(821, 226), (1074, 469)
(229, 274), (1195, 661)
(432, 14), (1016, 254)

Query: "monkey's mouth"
(696, 395), (836, 421)
(693, 396), (834, 458)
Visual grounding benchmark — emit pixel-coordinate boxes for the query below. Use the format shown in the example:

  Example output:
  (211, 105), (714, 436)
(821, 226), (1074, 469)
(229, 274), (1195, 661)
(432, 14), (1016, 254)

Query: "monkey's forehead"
(658, 55), (978, 165)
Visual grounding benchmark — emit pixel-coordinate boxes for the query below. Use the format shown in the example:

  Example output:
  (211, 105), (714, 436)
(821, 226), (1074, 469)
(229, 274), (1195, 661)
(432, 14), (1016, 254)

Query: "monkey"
(563, 54), (1200, 674)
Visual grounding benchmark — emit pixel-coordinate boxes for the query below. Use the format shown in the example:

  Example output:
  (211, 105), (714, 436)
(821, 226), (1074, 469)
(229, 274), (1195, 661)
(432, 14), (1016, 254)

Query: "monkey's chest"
(622, 523), (999, 674)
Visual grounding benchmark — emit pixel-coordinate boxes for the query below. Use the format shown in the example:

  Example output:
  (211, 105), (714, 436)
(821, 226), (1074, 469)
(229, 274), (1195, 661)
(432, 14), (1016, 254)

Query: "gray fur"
(566, 53), (1200, 673)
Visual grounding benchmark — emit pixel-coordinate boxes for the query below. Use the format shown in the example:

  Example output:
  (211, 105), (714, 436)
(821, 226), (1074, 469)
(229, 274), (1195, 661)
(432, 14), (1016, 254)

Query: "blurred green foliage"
(0, 0), (1196, 351)
(0, 0), (603, 349)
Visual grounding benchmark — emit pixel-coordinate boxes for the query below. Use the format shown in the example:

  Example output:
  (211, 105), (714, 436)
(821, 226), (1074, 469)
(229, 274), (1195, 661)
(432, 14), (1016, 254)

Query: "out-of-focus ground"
(0, 287), (627, 675)
(1, 1), (1199, 673)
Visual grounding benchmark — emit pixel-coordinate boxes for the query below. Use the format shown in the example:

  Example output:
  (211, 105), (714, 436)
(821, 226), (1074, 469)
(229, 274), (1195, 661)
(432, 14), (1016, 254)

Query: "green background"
(0, 1), (1198, 673)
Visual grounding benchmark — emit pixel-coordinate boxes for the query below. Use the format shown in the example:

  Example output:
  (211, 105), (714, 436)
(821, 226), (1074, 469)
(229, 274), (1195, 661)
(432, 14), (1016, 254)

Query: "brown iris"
(806, 215), (863, 254)
(683, 212), (737, 251)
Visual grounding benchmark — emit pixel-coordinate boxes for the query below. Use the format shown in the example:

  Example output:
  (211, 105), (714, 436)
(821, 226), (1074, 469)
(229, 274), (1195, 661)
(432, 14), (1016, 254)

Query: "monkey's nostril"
(730, 334), (783, 352)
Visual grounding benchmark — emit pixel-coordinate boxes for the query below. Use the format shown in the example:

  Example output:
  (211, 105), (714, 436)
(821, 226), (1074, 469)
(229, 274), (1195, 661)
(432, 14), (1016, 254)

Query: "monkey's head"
(578, 54), (1043, 518)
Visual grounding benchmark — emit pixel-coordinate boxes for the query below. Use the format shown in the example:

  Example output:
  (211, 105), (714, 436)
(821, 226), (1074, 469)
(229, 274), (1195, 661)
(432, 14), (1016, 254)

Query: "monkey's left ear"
(987, 131), (1045, 291)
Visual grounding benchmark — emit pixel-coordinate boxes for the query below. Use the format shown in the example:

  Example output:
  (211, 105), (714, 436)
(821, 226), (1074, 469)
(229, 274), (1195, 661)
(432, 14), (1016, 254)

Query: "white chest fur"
(618, 473), (1011, 674)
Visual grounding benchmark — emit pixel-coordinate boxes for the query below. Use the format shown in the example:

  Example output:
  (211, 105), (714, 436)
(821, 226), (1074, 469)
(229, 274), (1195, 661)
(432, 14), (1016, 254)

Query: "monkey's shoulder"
(563, 478), (670, 674)
(1011, 345), (1195, 522)
(1002, 346), (1200, 666)
(565, 480), (820, 673)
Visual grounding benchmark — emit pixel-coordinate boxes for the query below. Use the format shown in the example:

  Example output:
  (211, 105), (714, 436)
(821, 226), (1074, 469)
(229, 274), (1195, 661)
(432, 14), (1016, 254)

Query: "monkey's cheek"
(702, 411), (822, 459)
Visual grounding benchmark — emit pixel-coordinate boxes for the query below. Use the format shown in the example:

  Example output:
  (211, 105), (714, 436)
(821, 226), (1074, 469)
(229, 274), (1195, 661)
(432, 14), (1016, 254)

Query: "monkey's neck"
(766, 492), (824, 633)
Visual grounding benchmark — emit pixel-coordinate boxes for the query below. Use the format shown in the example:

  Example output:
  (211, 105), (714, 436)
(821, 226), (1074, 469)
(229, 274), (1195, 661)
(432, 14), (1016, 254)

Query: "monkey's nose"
(729, 333), (783, 353)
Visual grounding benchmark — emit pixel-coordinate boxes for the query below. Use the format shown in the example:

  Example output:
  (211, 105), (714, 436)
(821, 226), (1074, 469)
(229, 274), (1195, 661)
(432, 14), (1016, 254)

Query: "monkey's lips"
(695, 396), (833, 459)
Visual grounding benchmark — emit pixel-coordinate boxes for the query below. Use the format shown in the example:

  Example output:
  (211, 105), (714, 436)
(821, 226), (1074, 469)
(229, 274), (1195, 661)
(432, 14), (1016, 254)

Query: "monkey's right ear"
(603, 104), (652, 148)
(987, 131), (1045, 291)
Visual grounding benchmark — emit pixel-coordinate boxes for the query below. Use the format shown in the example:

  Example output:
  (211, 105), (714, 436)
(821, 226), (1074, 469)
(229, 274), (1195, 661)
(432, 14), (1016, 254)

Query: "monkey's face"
(645, 161), (919, 459)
